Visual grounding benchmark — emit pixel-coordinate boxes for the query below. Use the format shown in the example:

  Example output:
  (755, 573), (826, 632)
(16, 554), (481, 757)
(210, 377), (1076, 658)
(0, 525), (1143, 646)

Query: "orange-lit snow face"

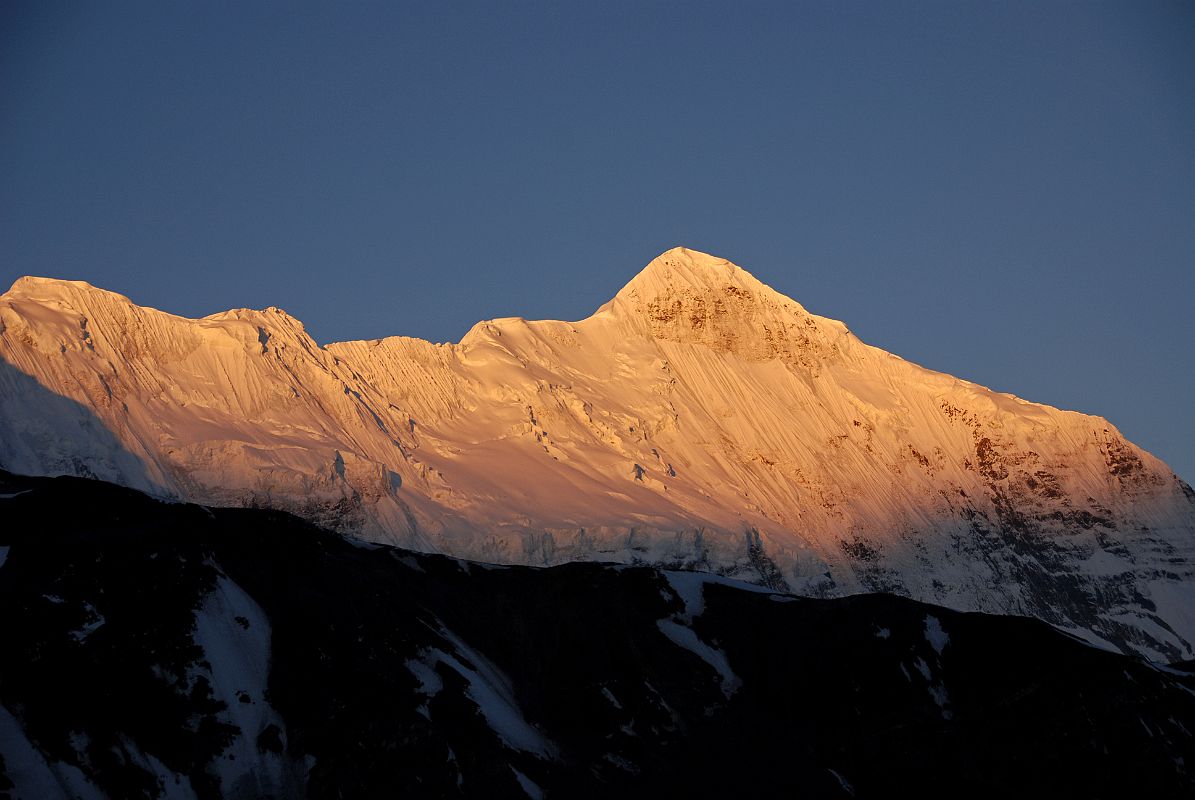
(2, 248), (1194, 661)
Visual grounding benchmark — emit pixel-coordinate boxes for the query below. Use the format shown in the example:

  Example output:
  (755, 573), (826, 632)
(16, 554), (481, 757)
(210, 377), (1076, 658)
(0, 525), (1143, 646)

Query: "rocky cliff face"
(2, 248), (1193, 659)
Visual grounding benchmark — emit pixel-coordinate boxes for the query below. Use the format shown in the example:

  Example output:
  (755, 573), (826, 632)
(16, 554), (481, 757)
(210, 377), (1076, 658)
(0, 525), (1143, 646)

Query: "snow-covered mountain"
(2, 247), (1193, 659)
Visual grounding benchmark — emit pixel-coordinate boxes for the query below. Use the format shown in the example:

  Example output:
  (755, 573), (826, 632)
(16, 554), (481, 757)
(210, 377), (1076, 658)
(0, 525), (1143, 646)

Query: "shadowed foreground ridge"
(0, 472), (1193, 799)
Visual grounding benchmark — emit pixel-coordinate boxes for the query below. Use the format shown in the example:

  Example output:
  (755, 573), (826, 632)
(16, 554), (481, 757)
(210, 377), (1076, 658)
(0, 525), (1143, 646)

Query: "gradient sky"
(2, 1), (1193, 479)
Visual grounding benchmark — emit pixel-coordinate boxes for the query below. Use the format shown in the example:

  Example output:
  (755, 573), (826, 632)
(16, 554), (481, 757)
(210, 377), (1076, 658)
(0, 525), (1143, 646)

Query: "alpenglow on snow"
(1, 247), (1193, 659)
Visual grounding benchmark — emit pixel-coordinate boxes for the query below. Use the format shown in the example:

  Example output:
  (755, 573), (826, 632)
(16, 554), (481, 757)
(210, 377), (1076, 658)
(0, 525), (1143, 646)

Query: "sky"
(1, 1), (1193, 480)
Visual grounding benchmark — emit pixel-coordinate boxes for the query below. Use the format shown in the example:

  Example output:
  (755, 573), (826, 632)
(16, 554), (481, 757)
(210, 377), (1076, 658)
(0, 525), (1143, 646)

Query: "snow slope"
(2, 248), (1194, 659)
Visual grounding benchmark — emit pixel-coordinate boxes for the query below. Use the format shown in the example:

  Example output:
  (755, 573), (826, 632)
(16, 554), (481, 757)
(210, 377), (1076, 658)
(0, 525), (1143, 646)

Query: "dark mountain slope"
(0, 471), (1192, 798)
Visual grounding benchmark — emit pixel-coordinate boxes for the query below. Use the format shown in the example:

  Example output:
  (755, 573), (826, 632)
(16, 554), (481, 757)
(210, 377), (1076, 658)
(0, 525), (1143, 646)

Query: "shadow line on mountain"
(0, 356), (166, 497)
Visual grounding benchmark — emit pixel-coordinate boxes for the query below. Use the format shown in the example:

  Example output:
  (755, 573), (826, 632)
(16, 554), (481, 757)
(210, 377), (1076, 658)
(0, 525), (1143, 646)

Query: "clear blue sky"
(2, 1), (1193, 480)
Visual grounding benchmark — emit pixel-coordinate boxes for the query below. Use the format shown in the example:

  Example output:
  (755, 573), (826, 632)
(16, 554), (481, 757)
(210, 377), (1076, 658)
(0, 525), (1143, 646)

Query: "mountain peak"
(605, 246), (818, 316)
(4, 276), (145, 318)
(648, 245), (733, 271)
(586, 247), (850, 368)
(6, 275), (104, 298)
(595, 247), (785, 318)
(624, 246), (760, 294)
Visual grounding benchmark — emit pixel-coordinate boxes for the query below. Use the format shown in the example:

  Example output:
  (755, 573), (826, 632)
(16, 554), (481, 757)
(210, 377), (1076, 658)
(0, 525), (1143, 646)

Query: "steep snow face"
(2, 248), (1194, 659)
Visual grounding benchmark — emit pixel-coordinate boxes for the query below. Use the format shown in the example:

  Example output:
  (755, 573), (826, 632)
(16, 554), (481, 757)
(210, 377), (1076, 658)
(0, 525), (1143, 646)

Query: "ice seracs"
(2, 248), (1194, 659)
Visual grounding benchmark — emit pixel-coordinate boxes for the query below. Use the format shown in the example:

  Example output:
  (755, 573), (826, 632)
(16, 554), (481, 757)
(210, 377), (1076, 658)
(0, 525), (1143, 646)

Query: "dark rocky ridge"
(1, 471), (1193, 798)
